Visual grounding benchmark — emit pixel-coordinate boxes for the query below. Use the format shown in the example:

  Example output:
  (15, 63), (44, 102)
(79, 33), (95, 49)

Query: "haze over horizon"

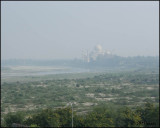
(2, 1), (159, 60)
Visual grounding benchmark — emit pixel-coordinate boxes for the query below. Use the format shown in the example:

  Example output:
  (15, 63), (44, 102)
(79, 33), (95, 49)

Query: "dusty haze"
(1, 1), (159, 60)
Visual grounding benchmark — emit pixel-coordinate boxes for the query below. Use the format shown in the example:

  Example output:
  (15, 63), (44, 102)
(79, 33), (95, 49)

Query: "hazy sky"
(1, 1), (159, 60)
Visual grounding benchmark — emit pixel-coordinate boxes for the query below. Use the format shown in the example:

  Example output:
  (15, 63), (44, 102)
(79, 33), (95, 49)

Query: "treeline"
(2, 56), (159, 69)
(2, 102), (159, 127)
(87, 55), (159, 69)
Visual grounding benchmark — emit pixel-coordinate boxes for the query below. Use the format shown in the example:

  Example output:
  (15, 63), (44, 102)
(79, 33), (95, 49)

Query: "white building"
(82, 44), (112, 62)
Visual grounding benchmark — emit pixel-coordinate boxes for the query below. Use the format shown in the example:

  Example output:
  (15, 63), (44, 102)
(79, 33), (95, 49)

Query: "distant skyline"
(1, 1), (159, 60)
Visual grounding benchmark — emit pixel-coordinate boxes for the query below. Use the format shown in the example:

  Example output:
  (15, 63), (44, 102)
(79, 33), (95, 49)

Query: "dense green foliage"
(2, 112), (25, 127)
(2, 102), (159, 127)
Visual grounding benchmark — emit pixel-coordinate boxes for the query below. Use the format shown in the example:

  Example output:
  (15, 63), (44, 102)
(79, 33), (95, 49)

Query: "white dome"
(95, 45), (102, 52)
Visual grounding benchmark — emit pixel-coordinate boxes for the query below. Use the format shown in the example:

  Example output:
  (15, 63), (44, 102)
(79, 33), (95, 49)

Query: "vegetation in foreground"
(1, 102), (159, 127)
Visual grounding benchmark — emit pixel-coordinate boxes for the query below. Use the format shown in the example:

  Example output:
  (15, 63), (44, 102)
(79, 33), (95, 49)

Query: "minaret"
(81, 50), (85, 62)
(87, 50), (90, 63)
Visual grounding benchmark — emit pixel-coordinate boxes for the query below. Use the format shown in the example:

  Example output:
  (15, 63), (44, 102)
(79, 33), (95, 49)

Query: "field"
(1, 66), (93, 83)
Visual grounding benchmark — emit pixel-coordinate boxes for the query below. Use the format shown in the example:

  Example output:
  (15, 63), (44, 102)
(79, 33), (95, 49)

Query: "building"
(82, 45), (112, 62)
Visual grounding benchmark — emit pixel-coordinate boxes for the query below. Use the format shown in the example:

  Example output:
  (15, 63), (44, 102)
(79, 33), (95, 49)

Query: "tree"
(26, 109), (60, 127)
(4, 112), (25, 127)
(84, 106), (115, 127)
(54, 107), (72, 127)
(73, 115), (85, 127)
(115, 107), (142, 127)
(136, 102), (159, 127)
